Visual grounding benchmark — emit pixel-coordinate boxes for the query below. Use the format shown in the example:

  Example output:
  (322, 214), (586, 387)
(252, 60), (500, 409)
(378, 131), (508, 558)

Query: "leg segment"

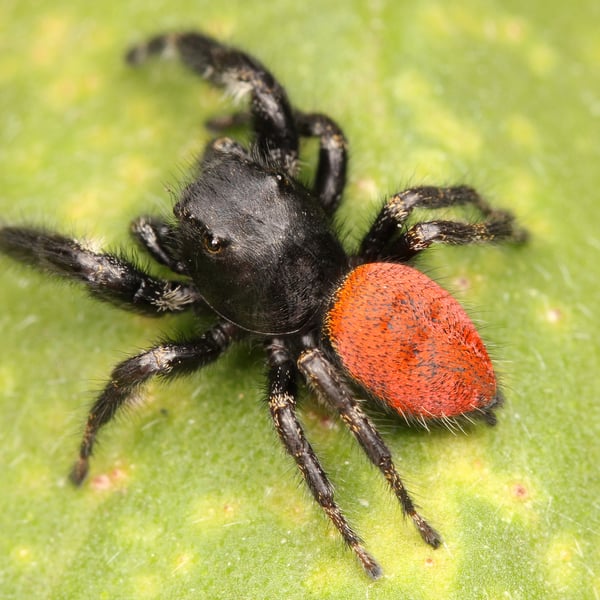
(0, 226), (201, 315)
(295, 112), (348, 215)
(70, 321), (238, 484)
(130, 216), (187, 275)
(388, 215), (525, 261)
(359, 185), (527, 261)
(126, 32), (298, 171)
(198, 136), (250, 171)
(266, 340), (382, 579)
(298, 347), (442, 549)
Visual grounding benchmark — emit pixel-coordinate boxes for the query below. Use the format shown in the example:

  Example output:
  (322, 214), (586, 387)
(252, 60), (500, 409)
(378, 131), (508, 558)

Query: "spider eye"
(274, 172), (289, 187)
(202, 232), (225, 254)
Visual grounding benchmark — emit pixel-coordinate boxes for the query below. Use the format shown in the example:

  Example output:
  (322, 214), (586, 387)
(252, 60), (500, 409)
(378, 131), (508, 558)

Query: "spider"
(0, 31), (527, 578)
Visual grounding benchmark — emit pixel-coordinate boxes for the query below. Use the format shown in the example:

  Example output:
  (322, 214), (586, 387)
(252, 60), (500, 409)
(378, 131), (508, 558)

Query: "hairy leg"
(298, 347), (441, 548)
(266, 339), (382, 579)
(0, 226), (201, 315)
(205, 111), (348, 215)
(71, 321), (238, 484)
(126, 32), (299, 171)
(294, 112), (348, 215)
(130, 216), (187, 275)
(360, 185), (527, 261)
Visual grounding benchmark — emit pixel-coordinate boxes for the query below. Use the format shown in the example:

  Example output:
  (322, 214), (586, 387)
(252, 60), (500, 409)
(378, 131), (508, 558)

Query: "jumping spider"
(0, 31), (527, 578)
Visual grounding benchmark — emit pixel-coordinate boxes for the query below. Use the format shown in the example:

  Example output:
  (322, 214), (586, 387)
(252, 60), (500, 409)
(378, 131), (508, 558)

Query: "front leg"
(0, 226), (201, 315)
(130, 216), (187, 275)
(126, 32), (299, 172)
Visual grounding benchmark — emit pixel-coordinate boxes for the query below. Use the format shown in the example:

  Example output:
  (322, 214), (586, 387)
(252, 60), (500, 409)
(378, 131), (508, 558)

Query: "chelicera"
(0, 31), (527, 578)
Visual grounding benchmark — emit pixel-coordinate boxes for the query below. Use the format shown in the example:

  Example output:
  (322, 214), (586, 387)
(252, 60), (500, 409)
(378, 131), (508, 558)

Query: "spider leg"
(266, 339), (382, 579)
(126, 32), (298, 171)
(387, 216), (527, 262)
(130, 216), (187, 274)
(295, 112), (348, 215)
(359, 185), (528, 261)
(204, 110), (348, 215)
(298, 347), (442, 549)
(70, 321), (237, 484)
(198, 136), (250, 170)
(0, 226), (201, 315)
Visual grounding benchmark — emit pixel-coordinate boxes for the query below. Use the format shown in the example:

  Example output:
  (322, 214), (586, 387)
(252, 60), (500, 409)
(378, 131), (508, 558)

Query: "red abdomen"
(326, 263), (497, 420)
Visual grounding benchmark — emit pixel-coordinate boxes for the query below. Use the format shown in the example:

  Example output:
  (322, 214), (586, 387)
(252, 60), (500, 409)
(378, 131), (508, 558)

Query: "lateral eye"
(202, 232), (225, 255)
(274, 172), (289, 187)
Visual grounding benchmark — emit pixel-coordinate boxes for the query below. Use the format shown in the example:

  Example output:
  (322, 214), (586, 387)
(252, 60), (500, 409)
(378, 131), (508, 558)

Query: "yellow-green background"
(1, 1), (598, 598)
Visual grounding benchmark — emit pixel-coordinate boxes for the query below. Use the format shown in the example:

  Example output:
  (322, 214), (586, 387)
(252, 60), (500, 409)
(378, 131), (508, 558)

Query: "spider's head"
(174, 153), (346, 334)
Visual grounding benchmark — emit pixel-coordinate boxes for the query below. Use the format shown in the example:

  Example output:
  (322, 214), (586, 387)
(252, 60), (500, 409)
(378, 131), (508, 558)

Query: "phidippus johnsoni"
(0, 31), (527, 578)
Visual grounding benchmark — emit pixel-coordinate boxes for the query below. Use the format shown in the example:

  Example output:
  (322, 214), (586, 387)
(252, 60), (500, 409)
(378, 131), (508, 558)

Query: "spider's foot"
(125, 34), (178, 66)
(69, 457), (89, 486)
(513, 226), (530, 244)
(352, 542), (382, 580)
(412, 514), (442, 549)
(481, 389), (504, 426)
(483, 408), (498, 427)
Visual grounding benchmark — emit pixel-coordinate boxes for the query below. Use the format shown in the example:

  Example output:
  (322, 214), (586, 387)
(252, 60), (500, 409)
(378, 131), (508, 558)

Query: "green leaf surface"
(1, 1), (598, 599)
